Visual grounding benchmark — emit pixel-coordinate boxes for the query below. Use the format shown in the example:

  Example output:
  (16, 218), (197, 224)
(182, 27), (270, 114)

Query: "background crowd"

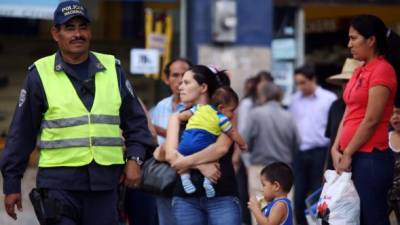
(135, 14), (400, 225)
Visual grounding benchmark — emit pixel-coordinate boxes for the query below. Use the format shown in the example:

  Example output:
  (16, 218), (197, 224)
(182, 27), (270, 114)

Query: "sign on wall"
(130, 48), (160, 75)
(272, 38), (296, 60)
(272, 61), (294, 106)
(0, 0), (60, 19)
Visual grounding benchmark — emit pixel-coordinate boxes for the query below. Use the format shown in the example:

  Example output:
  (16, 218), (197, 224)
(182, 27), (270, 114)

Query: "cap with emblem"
(53, 0), (90, 25)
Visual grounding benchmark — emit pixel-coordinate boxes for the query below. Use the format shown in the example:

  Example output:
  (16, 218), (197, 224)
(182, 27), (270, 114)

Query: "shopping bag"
(317, 170), (360, 225)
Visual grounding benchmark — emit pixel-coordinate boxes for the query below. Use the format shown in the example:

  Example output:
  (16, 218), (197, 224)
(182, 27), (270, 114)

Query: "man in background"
(289, 65), (336, 225)
(150, 58), (192, 225)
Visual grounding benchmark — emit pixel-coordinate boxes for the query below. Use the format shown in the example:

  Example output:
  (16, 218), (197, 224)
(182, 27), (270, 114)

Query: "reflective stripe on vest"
(39, 137), (123, 149)
(40, 115), (120, 129)
(35, 52), (124, 167)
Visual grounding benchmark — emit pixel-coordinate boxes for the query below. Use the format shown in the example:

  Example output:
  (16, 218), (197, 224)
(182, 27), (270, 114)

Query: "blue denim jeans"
(156, 196), (176, 225)
(172, 196), (241, 225)
(352, 149), (394, 225)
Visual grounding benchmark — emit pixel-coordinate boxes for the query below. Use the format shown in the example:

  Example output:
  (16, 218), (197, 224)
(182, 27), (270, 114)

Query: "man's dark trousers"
(46, 189), (118, 225)
(294, 147), (327, 225)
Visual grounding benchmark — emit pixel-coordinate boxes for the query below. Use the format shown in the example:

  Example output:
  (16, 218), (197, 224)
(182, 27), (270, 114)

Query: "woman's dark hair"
(244, 77), (258, 99)
(351, 15), (400, 107)
(294, 65), (316, 80)
(260, 162), (293, 193)
(190, 65), (230, 98)
(164, 58), (193, 78)
(256, 71), (274, 83)
(350, 15), (388, 55)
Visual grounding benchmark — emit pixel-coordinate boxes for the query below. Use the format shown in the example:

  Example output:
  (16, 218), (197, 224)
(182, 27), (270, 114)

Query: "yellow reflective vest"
(35, 52), (124, 167)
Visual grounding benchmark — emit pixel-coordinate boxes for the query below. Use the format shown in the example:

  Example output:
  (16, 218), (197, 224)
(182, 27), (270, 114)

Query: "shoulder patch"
(28, 64), (36, 71)
(115, 58), (121, 66)
(125, 80), (135, 97)
(18, 89), (27, 107)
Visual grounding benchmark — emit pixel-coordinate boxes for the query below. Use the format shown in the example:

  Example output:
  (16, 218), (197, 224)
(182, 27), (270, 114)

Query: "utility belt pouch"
(29, 188), (63, 225)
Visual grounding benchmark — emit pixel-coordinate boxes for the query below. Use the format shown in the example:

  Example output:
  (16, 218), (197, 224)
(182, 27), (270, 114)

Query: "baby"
(178, 86), (247, 197)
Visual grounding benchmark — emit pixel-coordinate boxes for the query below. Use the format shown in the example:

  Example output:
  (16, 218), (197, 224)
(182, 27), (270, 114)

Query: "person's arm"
(248, 197), (287, 225)
(118, 68), (154, 159)
(164, 113), (182, 163)
(178, 110), (194, 122)
(232, 145), (241, 174)
(137, 98), (157, 142)
(149, 102), (167, 138)
(164, 113), (222, 182)
(154, 125), (167, 138)
(171, 133), (233, 171)
(226, 127), (247, 150)
(1, 67), (45, 220)
(337, 85), (390, 172)
(118, 67), (154, 187)
(190, 112), (244, 158)
(138, 98), (157, 140)
(185, 107), (246, 165)
(165, 110), (233, 163)
(195, 163), (222, 183)
(330, 107), (347, 171)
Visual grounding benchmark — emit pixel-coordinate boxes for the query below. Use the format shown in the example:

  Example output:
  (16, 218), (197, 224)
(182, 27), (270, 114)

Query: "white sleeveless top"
(389, 131), (400, 152)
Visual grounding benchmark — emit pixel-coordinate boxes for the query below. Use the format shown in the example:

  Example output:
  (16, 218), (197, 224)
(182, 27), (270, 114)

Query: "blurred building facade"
(274, 0), (400, 95)
(0, 0), (273, 136)
(2, 0), (400, 138)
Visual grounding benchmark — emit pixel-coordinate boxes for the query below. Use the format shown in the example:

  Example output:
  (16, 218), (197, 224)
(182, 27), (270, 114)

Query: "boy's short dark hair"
(211, 86), (239, 107)
(260, 162), (293, 193)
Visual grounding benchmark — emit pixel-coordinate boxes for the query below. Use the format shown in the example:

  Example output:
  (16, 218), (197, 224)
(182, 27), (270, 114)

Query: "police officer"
(0, 1), (153, 225)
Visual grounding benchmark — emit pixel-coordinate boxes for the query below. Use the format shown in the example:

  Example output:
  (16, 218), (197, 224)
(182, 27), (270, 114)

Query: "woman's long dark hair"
(351, 14), (400, 106)
(350, 15), (388, 55)
(244, 77), (258, 100)
(190, 65), (230, 98)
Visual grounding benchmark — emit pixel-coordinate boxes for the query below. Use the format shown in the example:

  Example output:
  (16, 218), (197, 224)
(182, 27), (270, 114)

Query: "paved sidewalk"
(0, 167), (38, 225)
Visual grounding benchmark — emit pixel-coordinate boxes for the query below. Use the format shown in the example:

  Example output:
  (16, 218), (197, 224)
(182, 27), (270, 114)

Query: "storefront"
(273, 1), (400, 100)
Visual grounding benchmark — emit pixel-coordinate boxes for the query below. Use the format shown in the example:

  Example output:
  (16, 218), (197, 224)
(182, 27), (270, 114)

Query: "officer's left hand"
(4, 193), (22, 220)
(122, 160), (141, 188)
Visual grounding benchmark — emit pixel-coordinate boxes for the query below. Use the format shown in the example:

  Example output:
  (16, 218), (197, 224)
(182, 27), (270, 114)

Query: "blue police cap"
(53, 1), (90, 25)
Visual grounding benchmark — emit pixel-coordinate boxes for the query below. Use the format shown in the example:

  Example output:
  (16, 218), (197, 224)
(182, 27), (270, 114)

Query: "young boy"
(178, 86), (247, 197)
(248, 162), (294, 225)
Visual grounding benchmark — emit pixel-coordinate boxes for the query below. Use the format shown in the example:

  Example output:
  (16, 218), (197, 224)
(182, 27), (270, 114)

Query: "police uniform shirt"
(0, 51), (154, 194)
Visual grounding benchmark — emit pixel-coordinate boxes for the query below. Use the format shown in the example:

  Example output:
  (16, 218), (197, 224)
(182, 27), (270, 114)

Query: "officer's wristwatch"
(128, 156), (143, 166)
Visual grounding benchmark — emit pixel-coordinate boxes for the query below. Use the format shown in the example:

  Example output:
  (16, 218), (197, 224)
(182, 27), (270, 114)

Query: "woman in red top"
(331, 15), (398, 225)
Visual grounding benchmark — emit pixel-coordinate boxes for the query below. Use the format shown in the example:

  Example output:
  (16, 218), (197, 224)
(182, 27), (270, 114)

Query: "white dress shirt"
(289, 86), (337, 151)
